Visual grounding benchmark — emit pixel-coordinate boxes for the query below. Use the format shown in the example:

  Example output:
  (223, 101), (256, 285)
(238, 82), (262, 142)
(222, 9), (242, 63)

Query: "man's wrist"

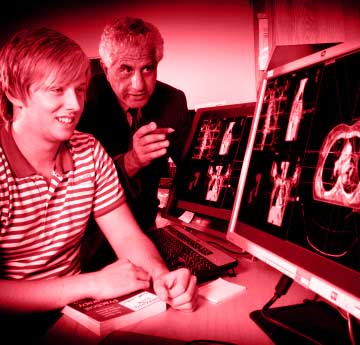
(79, 272), (101, 300)
(150, 264), (169, 282)
(124, 150), (141, 177)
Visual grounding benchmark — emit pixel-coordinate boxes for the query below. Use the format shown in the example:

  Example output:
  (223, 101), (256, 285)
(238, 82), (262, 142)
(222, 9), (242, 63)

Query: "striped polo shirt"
(0, 125), (125, 280)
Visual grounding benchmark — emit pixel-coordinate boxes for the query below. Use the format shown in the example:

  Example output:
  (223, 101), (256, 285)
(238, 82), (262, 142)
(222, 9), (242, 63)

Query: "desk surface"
(40, 242), (315, 345)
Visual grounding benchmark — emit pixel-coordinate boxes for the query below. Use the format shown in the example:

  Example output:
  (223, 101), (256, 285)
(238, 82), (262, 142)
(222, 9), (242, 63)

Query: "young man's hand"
(152, 268), (198, 312)
(90, 259), (151, 300)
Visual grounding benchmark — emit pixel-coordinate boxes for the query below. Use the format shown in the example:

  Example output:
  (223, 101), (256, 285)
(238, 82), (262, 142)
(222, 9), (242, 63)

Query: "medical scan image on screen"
(182, 117), (247, 207)
(237, 48), (360, 272)
(165, 104), (254, 234)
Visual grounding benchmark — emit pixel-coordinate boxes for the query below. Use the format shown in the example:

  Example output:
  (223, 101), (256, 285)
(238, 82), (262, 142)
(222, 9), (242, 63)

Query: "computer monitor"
(226, 40), (360, 340)
(164, 103), (255, 238)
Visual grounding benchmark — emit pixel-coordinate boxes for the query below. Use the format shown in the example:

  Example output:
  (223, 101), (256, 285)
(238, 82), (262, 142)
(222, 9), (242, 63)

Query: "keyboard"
(148, 225), (238, 283)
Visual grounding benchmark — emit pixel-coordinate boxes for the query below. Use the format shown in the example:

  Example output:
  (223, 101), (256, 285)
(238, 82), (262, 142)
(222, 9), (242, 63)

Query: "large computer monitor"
(226, 40), (360, 341)
(164, 103), (255, 238)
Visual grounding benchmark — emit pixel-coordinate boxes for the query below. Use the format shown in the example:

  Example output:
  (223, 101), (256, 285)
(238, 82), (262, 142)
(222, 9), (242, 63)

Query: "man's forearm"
(0, 273), (97, 313)
(97, 203), (169, 281)
(112, 230), (169, 281)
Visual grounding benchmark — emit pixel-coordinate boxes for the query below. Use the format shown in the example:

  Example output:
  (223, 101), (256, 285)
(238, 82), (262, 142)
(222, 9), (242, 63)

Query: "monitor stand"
(250, 300), (358, 345)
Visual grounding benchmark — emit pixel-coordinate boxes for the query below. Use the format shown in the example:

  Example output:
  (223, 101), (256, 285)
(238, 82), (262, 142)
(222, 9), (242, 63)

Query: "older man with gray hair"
(78, 17), (192, 270)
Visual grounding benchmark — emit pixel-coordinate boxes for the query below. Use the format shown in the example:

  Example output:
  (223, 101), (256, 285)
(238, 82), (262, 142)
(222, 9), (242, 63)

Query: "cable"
(274, 273), (294, 296)
(262, 274), (293, 311)
(347, 312), (360, 345)
(260, 274), (323, 345)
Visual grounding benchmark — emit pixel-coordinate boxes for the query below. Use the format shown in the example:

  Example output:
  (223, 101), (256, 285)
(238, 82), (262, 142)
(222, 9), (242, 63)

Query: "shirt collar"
(126, 107), (141, 117)
(0, 123), (74, 178)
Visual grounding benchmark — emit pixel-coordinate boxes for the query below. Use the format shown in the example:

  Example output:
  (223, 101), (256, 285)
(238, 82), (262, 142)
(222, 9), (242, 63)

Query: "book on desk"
(62, 289), (166, 337)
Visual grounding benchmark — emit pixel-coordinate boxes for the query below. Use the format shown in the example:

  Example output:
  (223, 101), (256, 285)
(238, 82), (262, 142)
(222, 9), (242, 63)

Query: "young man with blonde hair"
(0, 26), (197, 340)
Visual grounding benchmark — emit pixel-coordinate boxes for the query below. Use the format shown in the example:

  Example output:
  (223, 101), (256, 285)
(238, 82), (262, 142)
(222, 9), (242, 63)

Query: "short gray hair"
(99, 17), (164, 67)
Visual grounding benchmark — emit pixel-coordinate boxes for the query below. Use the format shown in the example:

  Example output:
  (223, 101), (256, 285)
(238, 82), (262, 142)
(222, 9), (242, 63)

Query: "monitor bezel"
(163, 102), (255, 239)
(226, 39), (360, 319)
